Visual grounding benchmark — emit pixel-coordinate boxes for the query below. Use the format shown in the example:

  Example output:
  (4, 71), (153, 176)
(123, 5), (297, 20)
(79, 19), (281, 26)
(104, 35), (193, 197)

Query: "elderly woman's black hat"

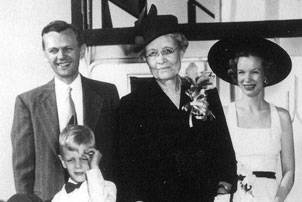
(134, 4), (181, 47)
(207, 36), (292, 86)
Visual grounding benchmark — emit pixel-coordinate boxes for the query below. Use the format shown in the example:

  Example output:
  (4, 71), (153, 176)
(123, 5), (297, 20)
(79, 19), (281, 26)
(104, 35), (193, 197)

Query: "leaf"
(183, 76), (195, 85)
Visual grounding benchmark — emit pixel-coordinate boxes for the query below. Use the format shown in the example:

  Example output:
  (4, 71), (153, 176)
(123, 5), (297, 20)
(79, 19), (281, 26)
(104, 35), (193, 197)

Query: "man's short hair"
(59, 125), (95, 155)
(41, 20), (84, 49)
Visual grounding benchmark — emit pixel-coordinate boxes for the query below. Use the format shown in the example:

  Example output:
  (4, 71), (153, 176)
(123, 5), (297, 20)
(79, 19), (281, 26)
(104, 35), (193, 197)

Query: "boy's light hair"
(59, 125), (95, 155)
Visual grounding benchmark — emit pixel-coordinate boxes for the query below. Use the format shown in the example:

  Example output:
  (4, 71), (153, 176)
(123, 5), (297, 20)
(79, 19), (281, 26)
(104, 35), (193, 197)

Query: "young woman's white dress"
(226, 102), (282, 202)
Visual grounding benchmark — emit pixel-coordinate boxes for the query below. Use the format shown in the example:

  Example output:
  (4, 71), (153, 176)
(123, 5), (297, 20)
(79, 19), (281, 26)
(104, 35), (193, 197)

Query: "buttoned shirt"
(55, 74), (83, 131)
(52, 169), (117, 202)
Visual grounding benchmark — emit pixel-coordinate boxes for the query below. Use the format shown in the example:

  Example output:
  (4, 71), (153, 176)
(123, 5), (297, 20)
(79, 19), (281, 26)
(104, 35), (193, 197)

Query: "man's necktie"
(65, 181), (82, 193)
(67, 87), (78, 126)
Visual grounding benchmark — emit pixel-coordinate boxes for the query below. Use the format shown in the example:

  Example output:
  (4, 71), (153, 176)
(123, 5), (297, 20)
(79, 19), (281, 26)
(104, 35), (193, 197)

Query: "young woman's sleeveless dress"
(226, 102), (282, 202)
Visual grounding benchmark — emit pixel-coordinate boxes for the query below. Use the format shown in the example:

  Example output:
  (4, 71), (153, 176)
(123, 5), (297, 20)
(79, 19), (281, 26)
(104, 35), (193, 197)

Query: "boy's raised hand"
(84, 148), (102, 169)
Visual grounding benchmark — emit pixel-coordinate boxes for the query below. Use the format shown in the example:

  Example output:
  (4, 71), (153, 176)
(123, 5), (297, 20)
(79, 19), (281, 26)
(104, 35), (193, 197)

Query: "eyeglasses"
(145, 47), (178, 59)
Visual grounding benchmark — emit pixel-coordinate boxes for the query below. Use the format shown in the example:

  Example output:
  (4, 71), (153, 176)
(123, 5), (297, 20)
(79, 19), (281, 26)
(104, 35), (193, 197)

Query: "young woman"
(208, 37), (295, 202)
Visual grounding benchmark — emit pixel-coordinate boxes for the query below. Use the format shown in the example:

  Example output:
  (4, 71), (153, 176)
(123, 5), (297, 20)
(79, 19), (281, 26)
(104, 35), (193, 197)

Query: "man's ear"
(58, 154), (67, 169)
(79, 43), (87, 59)
(43, 50), (50, 63)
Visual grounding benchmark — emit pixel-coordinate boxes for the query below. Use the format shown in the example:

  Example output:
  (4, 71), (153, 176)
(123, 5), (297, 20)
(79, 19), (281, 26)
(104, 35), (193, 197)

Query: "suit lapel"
(82, 77), (104, 131)
(36, 80), (60, 154)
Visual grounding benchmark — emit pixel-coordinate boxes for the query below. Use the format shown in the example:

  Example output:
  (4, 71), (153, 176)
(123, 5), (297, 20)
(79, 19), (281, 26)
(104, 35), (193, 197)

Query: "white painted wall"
(0, 1), (71, 200)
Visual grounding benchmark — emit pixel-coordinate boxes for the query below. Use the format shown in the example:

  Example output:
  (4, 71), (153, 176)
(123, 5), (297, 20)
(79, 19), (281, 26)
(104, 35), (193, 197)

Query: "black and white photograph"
(0, 0), (301, 201)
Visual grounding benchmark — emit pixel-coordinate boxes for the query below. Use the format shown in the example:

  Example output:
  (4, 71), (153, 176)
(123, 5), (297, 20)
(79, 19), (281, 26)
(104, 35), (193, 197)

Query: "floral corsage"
(237, 163), (256, 197)
(181, 72), (216, 127)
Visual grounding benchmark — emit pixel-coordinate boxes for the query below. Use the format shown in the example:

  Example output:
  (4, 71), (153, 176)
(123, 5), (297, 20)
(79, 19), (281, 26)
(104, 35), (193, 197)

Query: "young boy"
(52, 125), (116, 202)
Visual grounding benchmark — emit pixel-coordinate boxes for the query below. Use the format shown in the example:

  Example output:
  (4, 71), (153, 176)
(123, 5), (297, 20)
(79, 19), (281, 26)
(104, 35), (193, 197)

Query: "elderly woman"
(116, 5), (237, 202)
(208, 37), (295, 202)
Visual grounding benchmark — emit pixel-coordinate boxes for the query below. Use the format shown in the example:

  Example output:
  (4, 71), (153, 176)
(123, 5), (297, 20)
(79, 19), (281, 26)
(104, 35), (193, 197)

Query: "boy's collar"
(65, 178), (83, 193)
(68, 177), (79, 184)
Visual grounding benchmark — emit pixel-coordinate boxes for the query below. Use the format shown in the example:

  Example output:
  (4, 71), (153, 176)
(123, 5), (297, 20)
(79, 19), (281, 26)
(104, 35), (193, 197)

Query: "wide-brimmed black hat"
(207, 36), (292, 86)
(134, 4), (180, 48)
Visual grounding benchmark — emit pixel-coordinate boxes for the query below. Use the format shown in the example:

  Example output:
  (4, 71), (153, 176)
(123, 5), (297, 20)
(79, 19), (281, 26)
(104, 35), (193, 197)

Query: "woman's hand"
(217, 181), (232, 194)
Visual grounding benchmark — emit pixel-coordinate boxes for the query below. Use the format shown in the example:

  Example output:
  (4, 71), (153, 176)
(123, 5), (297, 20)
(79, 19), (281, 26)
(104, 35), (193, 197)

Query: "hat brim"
(207, 37), (292, 86)
(134, 13), (180, 51)
(134, 28), (180, 52)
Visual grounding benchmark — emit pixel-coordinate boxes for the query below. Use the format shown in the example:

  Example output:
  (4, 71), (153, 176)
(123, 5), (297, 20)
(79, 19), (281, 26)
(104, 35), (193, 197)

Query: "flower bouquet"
(181, 71), (216, 127)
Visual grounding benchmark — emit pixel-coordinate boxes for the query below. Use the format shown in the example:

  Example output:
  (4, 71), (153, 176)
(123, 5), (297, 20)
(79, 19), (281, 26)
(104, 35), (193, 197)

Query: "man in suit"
(11, 20), (119, 201)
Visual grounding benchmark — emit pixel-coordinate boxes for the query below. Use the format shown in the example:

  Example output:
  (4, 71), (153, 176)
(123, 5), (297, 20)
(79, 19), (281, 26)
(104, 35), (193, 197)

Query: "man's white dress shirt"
(55, 74), (83, 131)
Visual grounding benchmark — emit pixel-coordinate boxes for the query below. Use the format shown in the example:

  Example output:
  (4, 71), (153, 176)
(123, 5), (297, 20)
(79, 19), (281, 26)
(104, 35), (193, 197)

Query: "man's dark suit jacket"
(11, 76), (119, 200)
(116, 78), (237, 202)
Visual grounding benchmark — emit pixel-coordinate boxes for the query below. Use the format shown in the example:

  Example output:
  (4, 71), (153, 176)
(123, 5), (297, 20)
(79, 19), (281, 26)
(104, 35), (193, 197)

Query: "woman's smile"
(243, 83), (256, 90)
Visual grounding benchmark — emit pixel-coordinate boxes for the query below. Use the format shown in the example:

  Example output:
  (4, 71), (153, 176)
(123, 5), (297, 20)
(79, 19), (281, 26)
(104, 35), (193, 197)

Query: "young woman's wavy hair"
(228, 48), (274, 86)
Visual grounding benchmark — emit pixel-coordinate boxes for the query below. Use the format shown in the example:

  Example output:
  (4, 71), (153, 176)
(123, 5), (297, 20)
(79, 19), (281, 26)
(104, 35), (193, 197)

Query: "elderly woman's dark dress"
(116, 78), (236, 202)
